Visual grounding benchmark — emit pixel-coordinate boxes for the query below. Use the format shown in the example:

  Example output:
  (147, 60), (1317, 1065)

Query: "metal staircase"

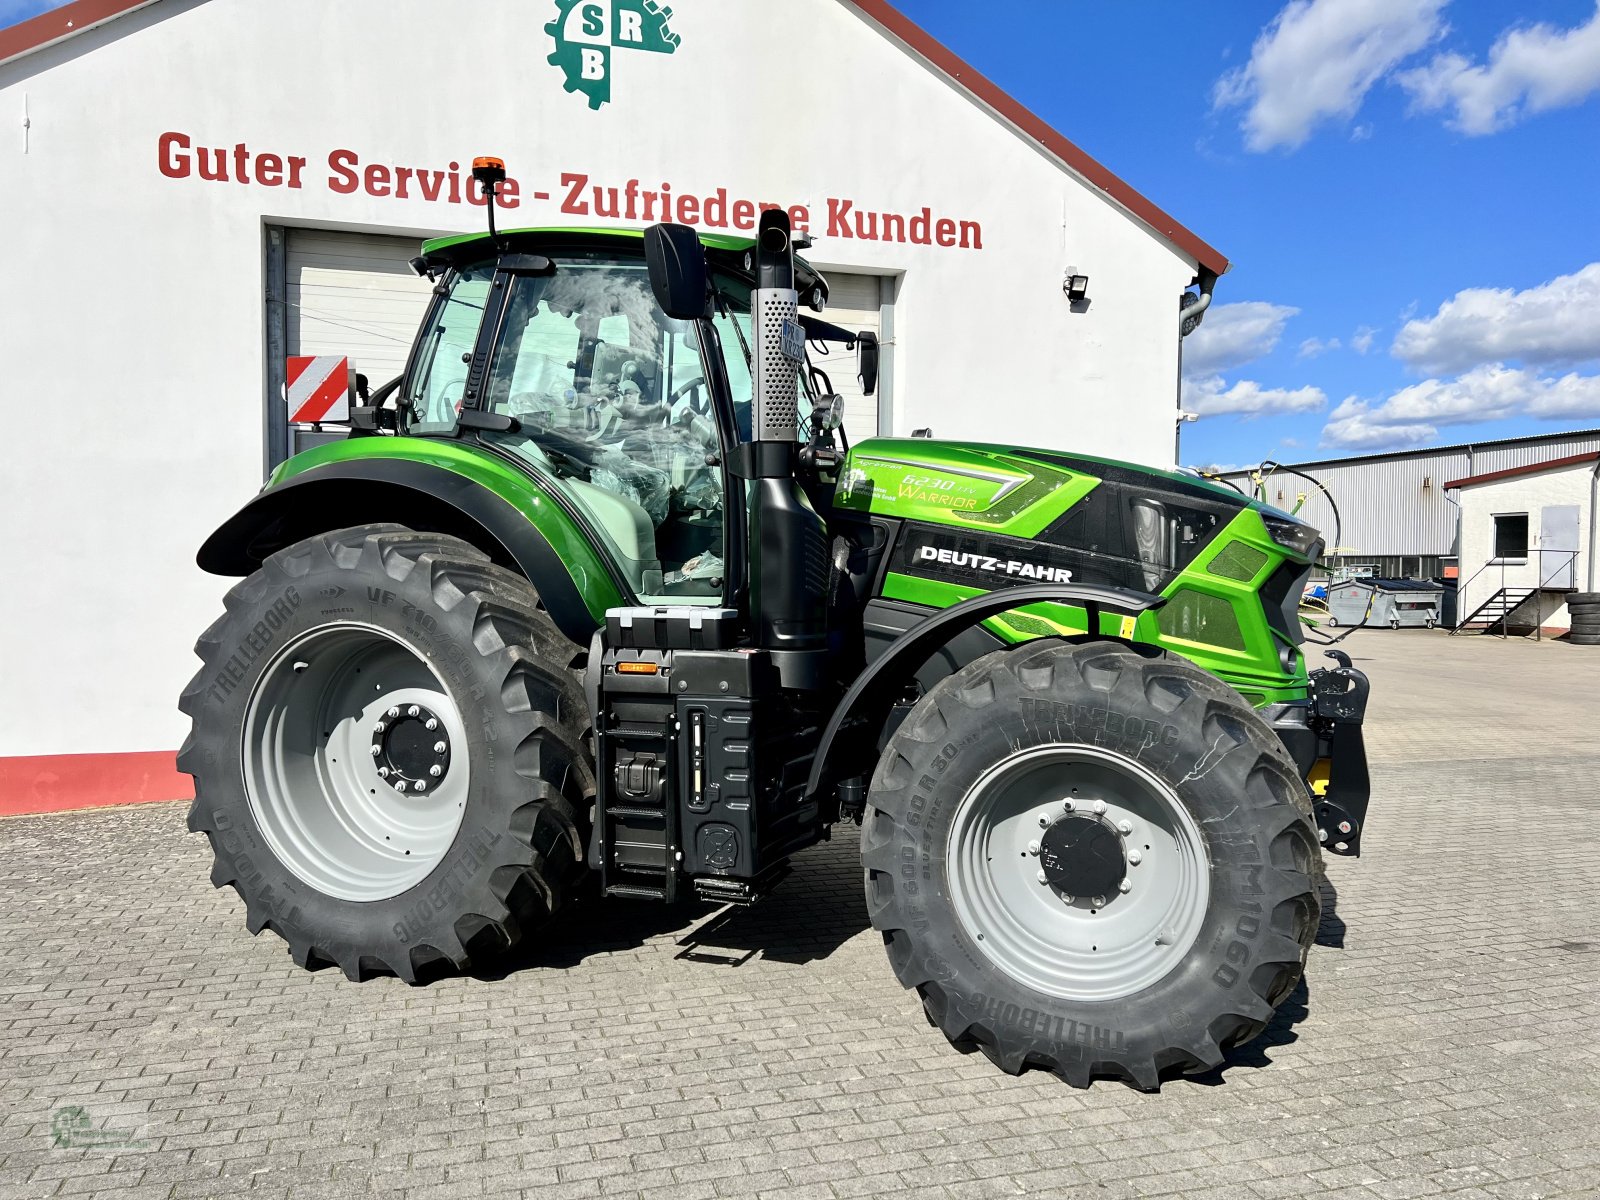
(1451, 587), (1537, 636)
(1451, 550), (1578, 639)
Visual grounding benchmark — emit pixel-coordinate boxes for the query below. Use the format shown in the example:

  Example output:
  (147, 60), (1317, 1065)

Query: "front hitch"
(1308, 649), (1371, 856)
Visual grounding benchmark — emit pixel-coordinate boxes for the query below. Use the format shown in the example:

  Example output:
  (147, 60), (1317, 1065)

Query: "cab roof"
(418, 226), (827, 294)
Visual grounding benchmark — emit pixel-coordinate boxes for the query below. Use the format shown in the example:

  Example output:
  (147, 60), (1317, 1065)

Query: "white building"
(1213, 428), (1600, 583)
(0, 0), (1227, 809)
(1445, 452), (1598, 635)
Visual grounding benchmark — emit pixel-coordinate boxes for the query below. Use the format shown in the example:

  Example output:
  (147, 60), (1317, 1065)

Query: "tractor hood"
(834, 438), (1269, 538)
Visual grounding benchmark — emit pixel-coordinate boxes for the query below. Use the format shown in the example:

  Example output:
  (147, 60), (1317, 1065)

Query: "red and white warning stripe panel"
(287, 355), (354, 423)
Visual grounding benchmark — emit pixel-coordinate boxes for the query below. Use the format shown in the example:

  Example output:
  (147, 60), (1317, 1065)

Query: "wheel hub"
(371, 703), (450, 793)
(1038, 813), (1125, 898)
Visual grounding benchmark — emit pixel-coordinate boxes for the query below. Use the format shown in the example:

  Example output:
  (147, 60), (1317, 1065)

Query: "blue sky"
(5, 1), (1599, 469)
(893, 0), (1600, 468)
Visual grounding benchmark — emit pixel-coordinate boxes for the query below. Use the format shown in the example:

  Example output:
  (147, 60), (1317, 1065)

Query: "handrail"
(1454, 549), (1580, 639)
(1532, 550), (1580, 642)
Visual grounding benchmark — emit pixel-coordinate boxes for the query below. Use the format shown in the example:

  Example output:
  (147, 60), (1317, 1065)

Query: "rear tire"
(862, 639), (1321, 1089)
(180, 524), (594, 981)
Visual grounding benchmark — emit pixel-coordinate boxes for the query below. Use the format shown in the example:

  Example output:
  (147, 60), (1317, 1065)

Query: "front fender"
(198, 445), (625, 646)
(806, 583), (1166, 803)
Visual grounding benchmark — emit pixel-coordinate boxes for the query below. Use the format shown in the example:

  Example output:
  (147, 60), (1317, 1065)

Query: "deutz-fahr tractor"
(181, 159), (1372, 1089)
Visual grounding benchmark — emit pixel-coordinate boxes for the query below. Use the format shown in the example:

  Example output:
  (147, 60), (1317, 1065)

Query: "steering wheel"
(669, 376), (712, 420)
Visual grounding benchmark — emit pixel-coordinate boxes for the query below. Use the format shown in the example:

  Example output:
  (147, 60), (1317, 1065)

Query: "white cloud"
(1213, 0), (1447, 151)
(1182, 301), (1298, 376)
(1350, 325), (1378, 354)
(1321, 398), (1438, 449)
(1183, 374), (1328, 417)
(1298, 336), (1341, 358)
(1319, 363), (1600, 449)
(1392, 262), (1600, 374)
(1180, 300), (1322, 417)
(1398, 3), (1600, 134)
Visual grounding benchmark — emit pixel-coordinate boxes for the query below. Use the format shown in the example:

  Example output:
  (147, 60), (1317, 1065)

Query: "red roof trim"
(4, 0), (1230, 274)
(0, 0), (155, 63)
(843, 0), (1229, 276)
(1443, 450), (1600, 491)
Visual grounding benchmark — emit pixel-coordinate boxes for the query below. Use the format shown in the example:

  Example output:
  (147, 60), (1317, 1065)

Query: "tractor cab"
(384, 223), (874, 614)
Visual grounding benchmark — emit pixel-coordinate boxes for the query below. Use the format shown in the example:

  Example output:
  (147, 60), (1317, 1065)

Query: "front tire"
(862, 639), (1321, 1089)
(179, 524), (594, 981)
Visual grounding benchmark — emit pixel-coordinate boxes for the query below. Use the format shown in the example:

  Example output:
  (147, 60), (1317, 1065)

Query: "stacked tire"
(1570, 593), (1600, 646)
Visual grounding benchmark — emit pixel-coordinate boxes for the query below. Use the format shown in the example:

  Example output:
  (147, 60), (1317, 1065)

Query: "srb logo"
(546, 0), (681, 110)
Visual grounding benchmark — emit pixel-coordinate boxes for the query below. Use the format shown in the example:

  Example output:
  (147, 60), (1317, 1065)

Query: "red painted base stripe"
(0, 751), (192, 817)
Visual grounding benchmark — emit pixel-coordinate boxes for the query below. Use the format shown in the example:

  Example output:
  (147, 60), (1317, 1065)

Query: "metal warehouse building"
(0, 0), (1227, 806)
(1216, 428), (1600, 584)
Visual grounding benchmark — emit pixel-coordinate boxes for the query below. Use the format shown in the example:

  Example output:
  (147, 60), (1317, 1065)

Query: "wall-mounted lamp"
(1063, 267), (1090, 302)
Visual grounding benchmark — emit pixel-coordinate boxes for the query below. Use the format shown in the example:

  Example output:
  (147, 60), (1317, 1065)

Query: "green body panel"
(835, 439), (1100, 538)
(846, 439), (1310, 708)
(269, 437), (625, 622)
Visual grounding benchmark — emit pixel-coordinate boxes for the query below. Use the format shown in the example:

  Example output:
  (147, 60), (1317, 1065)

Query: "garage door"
(285, 229), (436, 389)
(815, 272), (890, 443)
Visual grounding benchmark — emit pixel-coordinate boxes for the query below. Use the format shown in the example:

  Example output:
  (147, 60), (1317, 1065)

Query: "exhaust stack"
(750, 210), (802, 443)
(743, 209), (827, 672)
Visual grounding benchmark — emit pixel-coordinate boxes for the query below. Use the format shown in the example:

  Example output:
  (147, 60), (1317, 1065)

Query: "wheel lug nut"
(425, 718), (439, 732)
(374, 721), (386, 734)
(1027, 840), (1040, 856)
(392, 780), (407, 793)
(1118, 879), (1132, 894)
(413, 780), (427, 792)
(1062, 799), (1074, 812)
(434, 741), (447, 754)
(1337, 820), (1352, 834)
(387, 706), (400, 719)
(369, 745), (381, 757)
(1117, 819), (1133, 835)
(1128, 849), (1142, 865)
(1091, 800), (1107, 815)
(378, 767), (390, 779)
(408, 705), (421, 718)
(1092, 895), (1107, 907)
(1062, 894), (1075, 904)
(429, 765), (443, 778)
(1038, 815), (1049, 828)
(1318, 827), (1328, 843)
(1036, 870), (1049, 885)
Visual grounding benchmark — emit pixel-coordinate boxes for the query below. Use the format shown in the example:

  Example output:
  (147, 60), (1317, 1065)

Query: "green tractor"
(181, 162), (1371, 1089)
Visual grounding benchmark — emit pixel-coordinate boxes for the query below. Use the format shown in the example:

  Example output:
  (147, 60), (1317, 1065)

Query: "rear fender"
(197, 458), (624, 645)
(806, 583), (1166, 803)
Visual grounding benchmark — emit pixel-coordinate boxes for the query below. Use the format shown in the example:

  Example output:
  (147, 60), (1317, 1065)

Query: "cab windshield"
(404, 255), (757, 604)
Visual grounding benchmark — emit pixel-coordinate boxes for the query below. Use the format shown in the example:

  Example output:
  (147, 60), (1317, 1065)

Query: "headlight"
(1261, 514), (1322, 559)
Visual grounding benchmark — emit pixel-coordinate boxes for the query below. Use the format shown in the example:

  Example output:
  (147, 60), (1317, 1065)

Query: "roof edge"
(842, 0), (1228, 276)
(4, 0), (1230, 276)
(0, 0), (157, 64)
(1216, 427), (1600, 476)
(1443, 450), (1600, 491)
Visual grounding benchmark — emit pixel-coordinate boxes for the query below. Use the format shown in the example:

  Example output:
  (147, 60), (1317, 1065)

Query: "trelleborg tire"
(179, 524), (594, 982)
(862, 639), (1322, 1090)
(1569, 633), (1600, 646)
(1564, 592), (1600, 608)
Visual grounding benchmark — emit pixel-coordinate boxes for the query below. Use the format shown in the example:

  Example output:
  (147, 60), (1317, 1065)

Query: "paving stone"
(1, 631), (1597, 1199)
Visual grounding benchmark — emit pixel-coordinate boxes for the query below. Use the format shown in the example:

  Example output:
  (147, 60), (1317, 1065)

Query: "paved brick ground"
(3, 630), (1598, 1199)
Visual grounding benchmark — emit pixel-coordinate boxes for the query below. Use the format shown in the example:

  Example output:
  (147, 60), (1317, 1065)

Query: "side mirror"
(856, 331), (880, 396)
(644, 223), (710, 320)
